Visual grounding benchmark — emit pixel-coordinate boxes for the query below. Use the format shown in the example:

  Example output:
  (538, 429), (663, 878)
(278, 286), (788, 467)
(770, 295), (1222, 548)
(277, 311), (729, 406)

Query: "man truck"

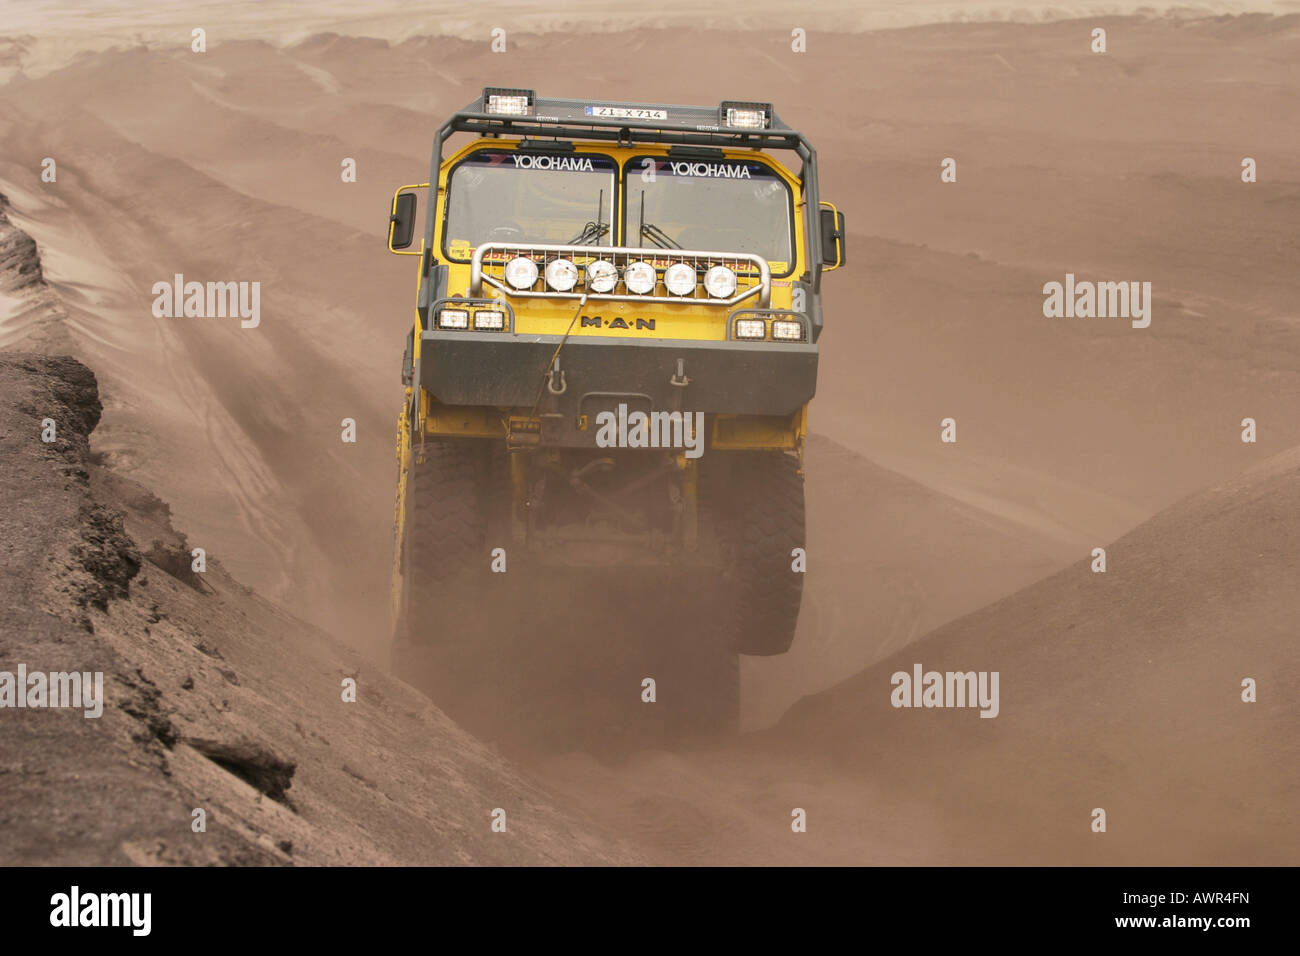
(386, 88), (845, 736)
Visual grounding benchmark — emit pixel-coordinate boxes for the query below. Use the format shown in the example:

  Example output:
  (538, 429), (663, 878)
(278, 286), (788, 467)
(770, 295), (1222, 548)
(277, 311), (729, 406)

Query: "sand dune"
(746, 433), (1074, 728)
(767, 444), (1300, 864)
(2, 3), (1293, 79)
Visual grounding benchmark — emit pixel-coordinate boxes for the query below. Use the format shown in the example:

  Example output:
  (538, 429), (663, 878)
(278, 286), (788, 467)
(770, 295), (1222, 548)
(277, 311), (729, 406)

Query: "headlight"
(734, 318), (766, 339)
(771, 319), (805, 341)
(585, 260), (618, 294)
(544, 257), (579, 292)
(663, 263), (697, 297)
(624, 261), (656, 295)
(473, 309), (505, 331)
(504, 256), (539, 290)
(725, 107), (767, 129)
(437, 308), (470, 329)
(486, 94), (531, 116)
(703, 265), (737, 299)
(720, 100), (773, 130)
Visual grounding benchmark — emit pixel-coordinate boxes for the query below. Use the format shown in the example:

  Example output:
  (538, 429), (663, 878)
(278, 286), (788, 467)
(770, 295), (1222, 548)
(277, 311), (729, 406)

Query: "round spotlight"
(585, 260), (619, 294)
(703, 265), (738, 299)
(624, 261), (657, 295)
(544, 257), (579, 292)
(504, 256), (539, 290)
(663, 262), (697, 297)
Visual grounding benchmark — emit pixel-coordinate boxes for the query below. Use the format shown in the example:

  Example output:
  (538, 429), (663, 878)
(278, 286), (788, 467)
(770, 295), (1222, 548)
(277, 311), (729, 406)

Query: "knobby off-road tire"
(394, 439), (490, 652)
(394, 438), (540, 742)
(730, 451), (806, 657)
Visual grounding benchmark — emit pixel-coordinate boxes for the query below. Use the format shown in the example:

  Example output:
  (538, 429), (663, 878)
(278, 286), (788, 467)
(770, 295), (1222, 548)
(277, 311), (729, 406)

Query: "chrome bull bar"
(469, 242), (771, 308)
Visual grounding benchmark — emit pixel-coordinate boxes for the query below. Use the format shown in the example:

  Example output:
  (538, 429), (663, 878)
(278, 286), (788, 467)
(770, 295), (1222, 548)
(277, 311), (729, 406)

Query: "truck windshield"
(626, 157), (794, 269)
(443, 149), (617, 257)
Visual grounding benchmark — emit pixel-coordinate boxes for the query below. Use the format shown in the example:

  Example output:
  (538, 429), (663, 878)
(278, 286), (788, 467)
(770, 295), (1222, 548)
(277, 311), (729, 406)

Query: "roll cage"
(421, 89), (831, 293)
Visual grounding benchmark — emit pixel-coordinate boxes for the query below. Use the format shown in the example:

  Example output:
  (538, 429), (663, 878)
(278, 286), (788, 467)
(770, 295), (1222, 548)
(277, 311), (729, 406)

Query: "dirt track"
(1, 9), (1298, 865)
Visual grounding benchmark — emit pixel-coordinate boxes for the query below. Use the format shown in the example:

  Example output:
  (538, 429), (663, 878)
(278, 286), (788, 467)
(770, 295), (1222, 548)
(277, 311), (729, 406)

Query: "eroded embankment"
(0, 351), (640, 864)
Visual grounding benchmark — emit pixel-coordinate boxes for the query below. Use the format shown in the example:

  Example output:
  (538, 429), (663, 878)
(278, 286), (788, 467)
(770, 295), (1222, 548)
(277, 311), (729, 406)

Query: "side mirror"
(818, 203), (846, 269)
(389, 191), (418, 251)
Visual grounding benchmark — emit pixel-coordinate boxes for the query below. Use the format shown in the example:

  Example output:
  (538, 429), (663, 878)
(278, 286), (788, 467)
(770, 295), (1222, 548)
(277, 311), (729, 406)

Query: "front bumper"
(418, 331), (818, 422)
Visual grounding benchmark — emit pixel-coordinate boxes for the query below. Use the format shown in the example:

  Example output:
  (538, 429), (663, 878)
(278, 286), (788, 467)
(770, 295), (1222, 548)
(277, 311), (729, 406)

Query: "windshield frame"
(619, 154), (798, 278)
(439, 147), (620, 263)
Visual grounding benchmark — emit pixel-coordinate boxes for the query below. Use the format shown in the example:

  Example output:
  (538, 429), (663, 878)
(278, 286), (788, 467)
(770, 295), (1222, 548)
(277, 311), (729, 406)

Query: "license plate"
(585, 105), (668, 120)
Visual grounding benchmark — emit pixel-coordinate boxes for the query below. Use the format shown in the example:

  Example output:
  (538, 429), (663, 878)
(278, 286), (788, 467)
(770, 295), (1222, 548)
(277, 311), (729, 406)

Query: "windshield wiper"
(567, 220), (609, 245)
(636, 191), (681, 250)
(567, 189), (608, 245)
(640, 222), (681, 249)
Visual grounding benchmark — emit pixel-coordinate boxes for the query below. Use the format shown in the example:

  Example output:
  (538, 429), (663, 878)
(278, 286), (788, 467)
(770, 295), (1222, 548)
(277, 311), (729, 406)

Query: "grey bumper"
(418, 331), (818, 417)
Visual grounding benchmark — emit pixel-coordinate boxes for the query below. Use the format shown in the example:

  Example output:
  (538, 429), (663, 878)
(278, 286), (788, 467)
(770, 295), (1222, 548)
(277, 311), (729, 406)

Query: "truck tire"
(732, 451), (805, 656)
(398, 438), (489, 644)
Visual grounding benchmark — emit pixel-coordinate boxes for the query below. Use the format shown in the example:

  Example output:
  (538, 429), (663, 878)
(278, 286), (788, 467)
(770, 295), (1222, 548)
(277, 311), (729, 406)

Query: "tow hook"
(547, 358), (567, 395)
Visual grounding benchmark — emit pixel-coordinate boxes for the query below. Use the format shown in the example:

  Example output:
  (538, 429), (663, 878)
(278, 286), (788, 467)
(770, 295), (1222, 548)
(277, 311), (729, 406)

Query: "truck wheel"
(398, 438), (489, 645)
(732, 451), (805, 656)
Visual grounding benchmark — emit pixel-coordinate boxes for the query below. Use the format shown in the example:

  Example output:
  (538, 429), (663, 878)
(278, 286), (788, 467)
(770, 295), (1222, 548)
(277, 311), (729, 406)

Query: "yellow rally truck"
(386, 89), (845, 735)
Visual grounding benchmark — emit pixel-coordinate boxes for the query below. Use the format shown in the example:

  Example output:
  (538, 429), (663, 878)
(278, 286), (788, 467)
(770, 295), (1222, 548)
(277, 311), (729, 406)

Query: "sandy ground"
(1, 7), (1297, 865)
